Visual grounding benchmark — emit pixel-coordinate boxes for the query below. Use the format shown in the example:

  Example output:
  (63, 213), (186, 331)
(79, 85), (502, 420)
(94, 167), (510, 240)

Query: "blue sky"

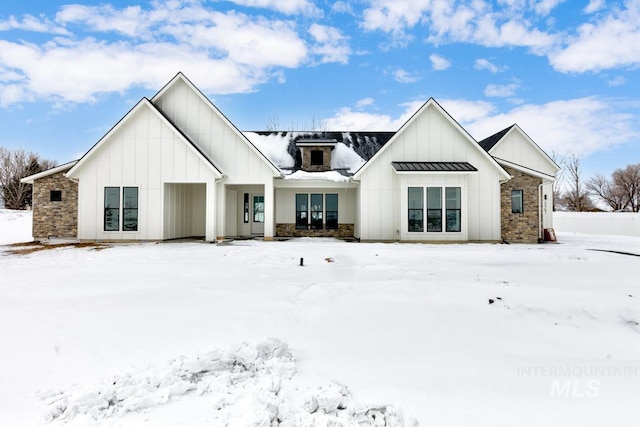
(1, 0), (639, 179)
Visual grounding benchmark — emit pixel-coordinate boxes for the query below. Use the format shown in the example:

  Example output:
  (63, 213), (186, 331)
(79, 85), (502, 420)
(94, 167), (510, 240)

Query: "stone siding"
(302, 146), (333, 172)
(501, 166), (541, 243)
(32, 172), (78, 239)
(276, 223), (354, 238)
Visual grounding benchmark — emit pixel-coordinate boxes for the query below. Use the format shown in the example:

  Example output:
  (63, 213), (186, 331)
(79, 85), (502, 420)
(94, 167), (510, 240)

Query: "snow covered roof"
(243, 131), (394, 176)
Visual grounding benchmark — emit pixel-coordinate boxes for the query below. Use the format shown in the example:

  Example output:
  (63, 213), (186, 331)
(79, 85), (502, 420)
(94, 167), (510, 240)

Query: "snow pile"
(0, 209), (32, 244)
(331, 142), (366, 172)
(244, 132), (295, 168)
(40, 338), (413, 426)
(284, 170), (351, 182)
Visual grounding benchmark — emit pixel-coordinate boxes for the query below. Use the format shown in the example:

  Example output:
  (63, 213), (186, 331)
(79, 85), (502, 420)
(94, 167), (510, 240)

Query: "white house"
(22, 72), (559, 243)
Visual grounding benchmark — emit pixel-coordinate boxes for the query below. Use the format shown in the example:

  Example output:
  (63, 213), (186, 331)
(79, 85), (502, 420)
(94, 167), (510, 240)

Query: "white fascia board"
(20, 160), (78, 184)
(495, 157), (556, 181)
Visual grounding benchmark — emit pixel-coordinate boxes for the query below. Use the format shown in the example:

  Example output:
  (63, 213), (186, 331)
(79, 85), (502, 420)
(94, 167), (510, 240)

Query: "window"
(408, 186), (462, 233)
(123, 187), (138, 231)
(326, 194), (338, 229)
(310, 194), (323, 229)
(253, 195), (264, 223)
(243, 193), (249, 223)
(295, 193), (338, 230)
(104, 187), (120, 231)
(426, 187), (442, 232)
(296, 194), (308, 229)
(511, 190), (524, 213)
(50, 190), (62, 202)
(408, 187), (424, 232)
(310, 150), (323, 166)
(445, 187), (461, 232)
(104, 186), (139, 231)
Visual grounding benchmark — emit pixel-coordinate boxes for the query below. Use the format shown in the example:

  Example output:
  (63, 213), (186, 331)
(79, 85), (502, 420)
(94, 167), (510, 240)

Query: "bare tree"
(550, 151), (565, 211)
(562, 154), (592, 211)
(613, 163), (640, 212)
(265, 113), (280, 131)
(0, 147), (56, 209)
(586, 174), (628, 211)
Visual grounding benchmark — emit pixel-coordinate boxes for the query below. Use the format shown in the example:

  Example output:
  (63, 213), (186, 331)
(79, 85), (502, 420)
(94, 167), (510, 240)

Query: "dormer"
(295, 138), (337, 172)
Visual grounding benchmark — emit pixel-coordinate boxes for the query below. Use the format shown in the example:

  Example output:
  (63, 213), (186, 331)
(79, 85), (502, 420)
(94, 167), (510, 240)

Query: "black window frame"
(122, 187), (139, 231)
(426, 187), (442, 232)
(310, 193), (323, 230)
(310, 150), (324, 166)
(511, 189), (524, 214)
(104, 187), (120, 231)
(243, 193), (249, 223)
(50, 190), (62, 202)
(296, 194), (308, 229)
(408, 187), (424, 232)
(325, 194), (338, 230)
(445, 187), (461, 233)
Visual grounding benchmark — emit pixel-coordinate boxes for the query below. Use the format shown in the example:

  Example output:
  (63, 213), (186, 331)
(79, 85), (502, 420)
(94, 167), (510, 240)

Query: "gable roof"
(479, 124), (560, 173)
(151, 72), (282, 177)
(352, 98), (511, 181)
(478, 125), (514, 152)
(67, 97), (223, 179)
(20, 160), (78, 184)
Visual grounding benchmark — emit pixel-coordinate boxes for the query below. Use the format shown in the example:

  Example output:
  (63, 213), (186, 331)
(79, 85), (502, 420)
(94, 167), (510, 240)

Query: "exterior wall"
(274, 186), (356, 225)
(500, 166), (542, 242)
(491, 130), (558, 176)
(73, 104), (219, 241)
(32, 171), (78, 239)
(541, 181), (554, 229)
(163, 183), (206, 239)
(358, 104), (503, 241)
(153, 78), (279, 238)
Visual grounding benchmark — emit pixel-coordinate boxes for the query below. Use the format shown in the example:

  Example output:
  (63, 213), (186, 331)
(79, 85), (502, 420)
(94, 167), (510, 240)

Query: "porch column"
(264, 180), (274, 240)
(205, 181), (217, 242)
(216, 183), (226, 241)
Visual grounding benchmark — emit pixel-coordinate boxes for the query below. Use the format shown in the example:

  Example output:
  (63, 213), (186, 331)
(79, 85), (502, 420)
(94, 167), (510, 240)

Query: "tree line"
(555, 154), (640, 212)
(0, 147), (56, 210)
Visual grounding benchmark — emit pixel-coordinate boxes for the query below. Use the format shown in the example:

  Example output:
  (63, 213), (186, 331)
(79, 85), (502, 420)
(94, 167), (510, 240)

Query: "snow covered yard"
(1, 209), (639, 426)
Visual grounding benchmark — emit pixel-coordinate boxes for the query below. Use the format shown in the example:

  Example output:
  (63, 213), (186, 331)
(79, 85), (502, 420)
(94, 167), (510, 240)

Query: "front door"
(251, 194), (264, 234)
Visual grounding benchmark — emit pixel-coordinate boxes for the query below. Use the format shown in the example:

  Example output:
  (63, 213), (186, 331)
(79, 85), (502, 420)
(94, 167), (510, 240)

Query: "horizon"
(1, 0), (639, 180)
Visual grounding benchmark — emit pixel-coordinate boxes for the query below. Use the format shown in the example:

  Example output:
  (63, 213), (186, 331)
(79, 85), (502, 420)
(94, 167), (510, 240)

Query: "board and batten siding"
(490, 130), (558, 177)
(74, 103), (219, 240)
(274, 187), (356, 225)
(152, 78), (279, 238)
(357, 104), (503, 241)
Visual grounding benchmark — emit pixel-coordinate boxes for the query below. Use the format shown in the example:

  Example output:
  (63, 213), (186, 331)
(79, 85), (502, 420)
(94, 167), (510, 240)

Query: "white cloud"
(361, 0), (431, 36)
(227, 0), (322, 16)
(325, 100), (424, 131)
(308, 24), (351, 64)
(0, 1), (354, 107)
(533, 0), (566, 16)
(331, 1), (354, 15)
(429, 54), (452, 70)
(549, 3), (640, 72)
(356, 97), (374, 108)
(474, 58), (505, 73)
(462, 98), (640, 157)
(607, 76), (627, 87)
(393, 68), (420, 83)
(438, 99), (496, 123)
(584, 0), (606, 13)
(483, 83), (519, 97)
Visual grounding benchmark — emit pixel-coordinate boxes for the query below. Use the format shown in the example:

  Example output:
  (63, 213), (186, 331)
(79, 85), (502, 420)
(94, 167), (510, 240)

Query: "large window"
(426, 187), (442, 232)
(408, 187), (424, 232)
(310, 194), (323, 229)
(445, 187), (461, 232)
(296, 194), (308, 229)
(295, 193), (338, 230)
(408, 186), (461, 233)
(511, 190), (524, 214)
(104, 187), (120, 231)
(123, 187), (139, 231)
(326, 194), (338, 229)
(104, 186), (138, 232)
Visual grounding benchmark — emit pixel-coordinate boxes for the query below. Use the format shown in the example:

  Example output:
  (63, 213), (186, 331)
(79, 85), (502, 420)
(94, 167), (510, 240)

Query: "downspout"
(538, 183), (544, 242)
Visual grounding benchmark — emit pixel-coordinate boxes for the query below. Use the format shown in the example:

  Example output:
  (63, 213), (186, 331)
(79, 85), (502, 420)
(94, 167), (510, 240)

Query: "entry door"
(251, 194), (265, 234)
